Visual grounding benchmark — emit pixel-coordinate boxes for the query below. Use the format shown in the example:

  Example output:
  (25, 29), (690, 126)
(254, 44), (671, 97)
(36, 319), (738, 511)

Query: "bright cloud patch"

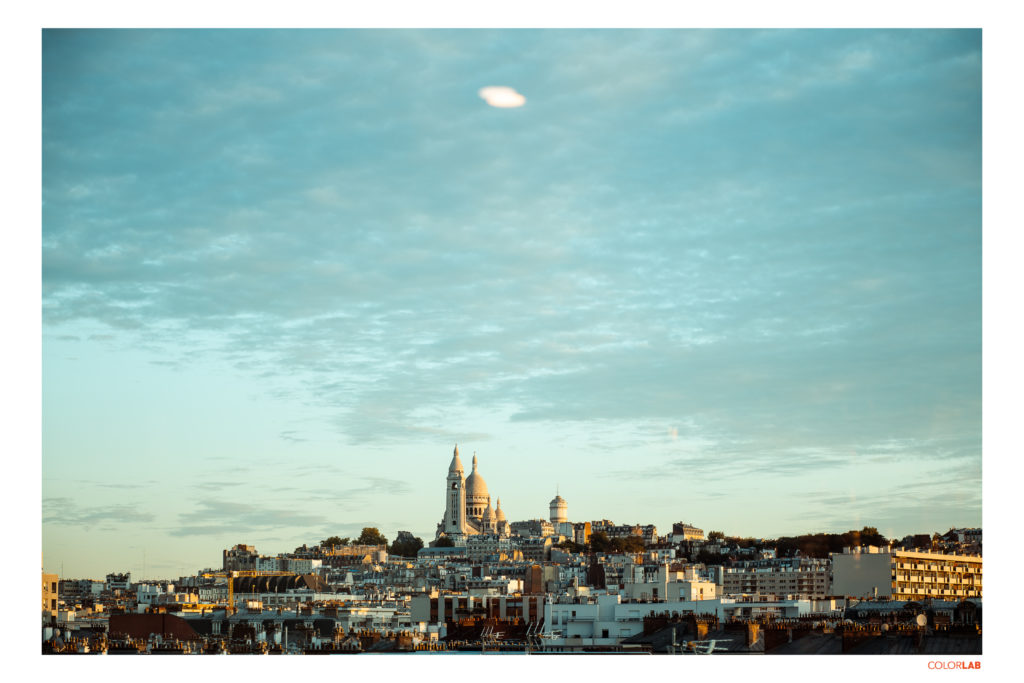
(478, 85), (526, 108)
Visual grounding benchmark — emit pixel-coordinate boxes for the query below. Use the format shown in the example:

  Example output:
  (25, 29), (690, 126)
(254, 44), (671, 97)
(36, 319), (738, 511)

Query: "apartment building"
(105, 573), (131, 592)
(410, 591), (548, 626)
(721, 558), (830, 598)
(670, 522), (705, 542)
(544, 594), (812, 646)
(622, 563), (716, 602)
(510, 519), (554, 538)
(43, 572), (58, 615)
(830, 546), (982, 600)
(466, 534), (516, 562)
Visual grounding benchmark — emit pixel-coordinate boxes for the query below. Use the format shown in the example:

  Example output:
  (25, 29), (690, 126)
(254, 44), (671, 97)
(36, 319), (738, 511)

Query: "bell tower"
(443, 444), (467, 536)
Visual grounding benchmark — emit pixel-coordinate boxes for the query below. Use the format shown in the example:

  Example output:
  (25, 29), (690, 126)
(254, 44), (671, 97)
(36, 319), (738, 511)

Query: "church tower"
(442, 444), (467, 536)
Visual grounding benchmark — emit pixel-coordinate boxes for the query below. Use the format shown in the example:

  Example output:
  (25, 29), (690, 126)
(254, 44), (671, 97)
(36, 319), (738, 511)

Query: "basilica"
(436, 445), (511, 543)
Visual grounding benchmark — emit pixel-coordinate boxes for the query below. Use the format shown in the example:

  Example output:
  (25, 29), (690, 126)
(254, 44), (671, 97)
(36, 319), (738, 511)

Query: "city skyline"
(42, 29), (981, 578)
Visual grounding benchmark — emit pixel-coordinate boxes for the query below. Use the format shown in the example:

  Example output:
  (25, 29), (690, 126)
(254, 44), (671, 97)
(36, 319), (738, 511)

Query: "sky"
(40, 28), (982, 579)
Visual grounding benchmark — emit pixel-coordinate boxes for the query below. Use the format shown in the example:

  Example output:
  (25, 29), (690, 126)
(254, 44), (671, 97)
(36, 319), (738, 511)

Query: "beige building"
(42, 572), (58, 615)
(437, 446), (511, 542)
(830, 546), (982, 600)
(721, 558), (830, 599)
(671, 522), (705, 542)
(466, 534), (519, 562)
(623, 564), (717, 602)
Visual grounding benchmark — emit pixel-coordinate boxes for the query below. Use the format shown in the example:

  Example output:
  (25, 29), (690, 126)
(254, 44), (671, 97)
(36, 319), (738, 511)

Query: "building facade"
(830, 546), (982, 600)
(43, 572), (58, 615)
(721, 557), (830, 599)
(437, 446), (511, 543)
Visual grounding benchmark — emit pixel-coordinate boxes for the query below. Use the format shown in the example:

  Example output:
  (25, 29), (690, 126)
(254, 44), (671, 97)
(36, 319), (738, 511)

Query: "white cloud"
(478, 86), (526, 108)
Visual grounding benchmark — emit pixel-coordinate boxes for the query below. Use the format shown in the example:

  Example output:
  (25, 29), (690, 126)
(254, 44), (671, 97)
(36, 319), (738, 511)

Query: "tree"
(707, 531), (725, 542)
(389, 531), (424, 557)
(696, 550), (730, 565)
(589, 531), (611, 553)
(356, 527), (388, 547)
(435, 535), (455, 548)
(555, 540), (584, 553)
(851, 526), (887, 548)
(609, 536), (646, 554)
(910, 534), (932, 549)
(623, 536), (646, 553)
(321, 536), (348, 548)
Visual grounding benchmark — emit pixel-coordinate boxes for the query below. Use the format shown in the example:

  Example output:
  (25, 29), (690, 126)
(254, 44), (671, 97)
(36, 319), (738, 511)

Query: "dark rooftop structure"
(232, 574), (329, 594)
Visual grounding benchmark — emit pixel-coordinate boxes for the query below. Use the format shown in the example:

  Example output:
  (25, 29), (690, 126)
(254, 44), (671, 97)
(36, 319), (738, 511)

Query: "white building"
(104, 573), (131, 592)
(544, 594), (811, 646)
(622, 564), (716, 602)
(549, 494), (568, 525)
(256, 556), (282, 572)
(437, 446), (511, 542)
(283, 558), (323, 574)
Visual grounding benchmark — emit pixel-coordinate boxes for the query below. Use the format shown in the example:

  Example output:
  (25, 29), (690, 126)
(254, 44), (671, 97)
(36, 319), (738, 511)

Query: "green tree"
(389, 531), (425, 557)
(610, 536), (646, 554)
(555, 540), (584, 553)
(321, 536), (347, 547)
(435, 536), (455, 548)
(357, 527), (388, 547)
(910, 534), (932, 549)
(696, 550), (730, 565)
(707, 530), (725, 542)
(589, 531), (611, 553)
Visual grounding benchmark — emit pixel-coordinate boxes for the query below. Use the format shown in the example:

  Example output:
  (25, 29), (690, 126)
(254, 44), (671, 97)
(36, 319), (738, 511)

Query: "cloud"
(478, 85), (526, 108)
(169, 500), (332, 537)
(278, 430), (307, 443)
(41, 29), (981, 539)
(194, 481), (245, 492)
(43, 497), (156, 529)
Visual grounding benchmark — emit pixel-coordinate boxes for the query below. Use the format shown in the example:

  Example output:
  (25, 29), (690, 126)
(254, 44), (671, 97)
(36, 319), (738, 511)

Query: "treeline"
(317, 528), (425, 558)
(556, 531), (646, 555)
(772, 526), (887, 558)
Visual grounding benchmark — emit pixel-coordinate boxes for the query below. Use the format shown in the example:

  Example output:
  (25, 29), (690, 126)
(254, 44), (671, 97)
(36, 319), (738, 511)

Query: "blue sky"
(41, 29), (981, 578)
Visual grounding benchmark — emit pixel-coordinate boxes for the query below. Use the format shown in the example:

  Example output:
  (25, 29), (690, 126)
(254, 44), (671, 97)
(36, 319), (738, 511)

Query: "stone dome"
(482, 501), (495, 522)
(448, 444), (464, 473)
(465, 454), (489, 499)
(495, 498), (507, 522)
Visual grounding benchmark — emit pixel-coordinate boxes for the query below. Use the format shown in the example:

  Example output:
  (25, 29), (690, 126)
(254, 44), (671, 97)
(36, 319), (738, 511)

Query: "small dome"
(550, 495), (566, 506)
(482, 502), (495, 522)
(465, 454), (489, 499)
(448, 445), (464, 474)
(495, 498), (507, 522)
